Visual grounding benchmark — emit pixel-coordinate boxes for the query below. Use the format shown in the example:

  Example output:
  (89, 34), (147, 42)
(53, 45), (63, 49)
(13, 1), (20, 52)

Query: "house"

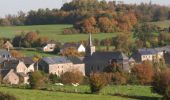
(41, 40), (56, 52)
(17, 72), (29, 84)
(0, 49), (11, 59)
(39, 56), (85, 76)
(18, 57), (35, 72)
(133, 48), (164, 63)
(3, 41), (13, 50)
(61, 43), (86, 53)
(2, 60), (28, 74)
(83, 52), (130, 75)
(1, 69), (19, 84)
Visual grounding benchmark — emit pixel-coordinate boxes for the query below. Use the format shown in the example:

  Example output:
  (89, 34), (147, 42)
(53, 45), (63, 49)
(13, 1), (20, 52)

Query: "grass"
(0, 24), (117, 43)
(46, 85), (161, 99)
(0, 87), (135, 100)
(149, 20), (170, 29)
(18, 49), (58, 57)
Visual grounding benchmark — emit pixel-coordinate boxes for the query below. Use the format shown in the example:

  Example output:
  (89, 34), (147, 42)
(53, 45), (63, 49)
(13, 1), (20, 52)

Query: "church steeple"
(86, 33), (95, 56)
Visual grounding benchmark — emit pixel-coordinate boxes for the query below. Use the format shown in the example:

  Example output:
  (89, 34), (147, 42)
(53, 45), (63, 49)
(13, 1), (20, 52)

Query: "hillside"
(149, 20), (170, 29)
(0, 24), (117, 43)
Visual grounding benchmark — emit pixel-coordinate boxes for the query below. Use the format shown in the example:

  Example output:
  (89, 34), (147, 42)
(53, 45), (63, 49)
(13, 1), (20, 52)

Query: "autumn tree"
(10, 50), (24, 58)
(89, 72), (107, 93)
(98, 17), (114, 33)
(152, 69), (170, 99)
(131, 61), (154, 85)
(60, 70), (84, 84)
(61, 47), (80, 57)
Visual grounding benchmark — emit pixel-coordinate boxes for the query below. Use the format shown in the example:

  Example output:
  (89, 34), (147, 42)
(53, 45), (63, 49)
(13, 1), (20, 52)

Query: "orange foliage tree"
(131, 61), (154, 85)
(10, 50), (24, 58)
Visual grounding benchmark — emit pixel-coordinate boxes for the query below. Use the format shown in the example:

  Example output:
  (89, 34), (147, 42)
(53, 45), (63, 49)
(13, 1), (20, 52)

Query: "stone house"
(3, 41), (13, 50)
(2, 60), (28, 74)
(133, 48), (164, 63)
(18, 57), (35, 72)
(39, 56), (85, 76)
(1, 69), (19, 84)
(0, 49), (12, 59)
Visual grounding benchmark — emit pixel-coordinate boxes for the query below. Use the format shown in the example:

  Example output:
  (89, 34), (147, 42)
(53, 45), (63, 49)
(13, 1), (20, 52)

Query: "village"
(0, 33), (169, 85)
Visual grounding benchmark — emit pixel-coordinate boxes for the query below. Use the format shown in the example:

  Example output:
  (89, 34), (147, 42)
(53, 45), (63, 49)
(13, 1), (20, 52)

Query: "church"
(83, 33), (131, 75)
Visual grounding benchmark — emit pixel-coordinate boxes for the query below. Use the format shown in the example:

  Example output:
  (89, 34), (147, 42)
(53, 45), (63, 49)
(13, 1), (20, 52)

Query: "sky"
(0, 0), (170, 18)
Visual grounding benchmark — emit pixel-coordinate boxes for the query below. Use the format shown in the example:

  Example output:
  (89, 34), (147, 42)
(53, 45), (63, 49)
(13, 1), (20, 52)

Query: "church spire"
(89, 33), (93, 46)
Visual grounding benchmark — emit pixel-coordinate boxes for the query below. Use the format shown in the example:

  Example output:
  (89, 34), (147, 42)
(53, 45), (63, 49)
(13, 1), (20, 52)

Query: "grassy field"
(46, 85), (161, 99)
(0, 87), (135, 100)
(0, 24), (117, 43)
(149, 20), (170, 28)
(18, 49), (58, 57)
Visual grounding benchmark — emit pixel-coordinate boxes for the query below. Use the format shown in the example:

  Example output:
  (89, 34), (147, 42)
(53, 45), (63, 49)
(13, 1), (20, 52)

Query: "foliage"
(89, 73), (107, 93)
(28, 71), (46, 89)
(152, 69), (170, 99)
(112, 72), (127, 85)
(49, 74), (60, 84)
(61, 47), (80, 57)
(131, 61), (154, 85)
(60, 70), (84, 84)
(10, 50), (24, 58)
(0, 92), (18, 100)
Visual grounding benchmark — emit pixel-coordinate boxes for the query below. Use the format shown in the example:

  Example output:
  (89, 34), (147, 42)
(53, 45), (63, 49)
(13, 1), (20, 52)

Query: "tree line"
(0, 0), (169, 28)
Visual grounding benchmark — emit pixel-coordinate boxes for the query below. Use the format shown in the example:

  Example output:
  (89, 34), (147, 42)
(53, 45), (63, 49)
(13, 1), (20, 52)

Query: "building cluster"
(0, 34), (170, 85)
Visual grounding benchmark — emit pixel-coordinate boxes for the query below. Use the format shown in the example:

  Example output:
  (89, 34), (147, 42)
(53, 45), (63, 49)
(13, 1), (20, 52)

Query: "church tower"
(86, 33), (95, 56)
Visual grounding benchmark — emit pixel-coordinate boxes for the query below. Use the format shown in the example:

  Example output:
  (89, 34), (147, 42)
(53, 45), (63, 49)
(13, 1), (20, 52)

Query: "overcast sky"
(0, 0), (170, 18)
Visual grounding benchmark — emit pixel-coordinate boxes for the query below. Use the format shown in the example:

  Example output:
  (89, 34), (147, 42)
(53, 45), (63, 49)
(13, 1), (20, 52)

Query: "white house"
(41, 40), (56, 52)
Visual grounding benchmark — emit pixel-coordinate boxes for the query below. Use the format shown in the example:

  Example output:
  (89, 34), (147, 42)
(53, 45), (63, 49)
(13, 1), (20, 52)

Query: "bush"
(28, 71), (46, 89)
(60, 70), (84, 84)
(89, 73), (107, 94)
(131, 61), (154, 85)
(152, 69), (170, 99)
(112, 72), (127, 85)
(49, 74), (60, 84)
(0, 92), (18, 100)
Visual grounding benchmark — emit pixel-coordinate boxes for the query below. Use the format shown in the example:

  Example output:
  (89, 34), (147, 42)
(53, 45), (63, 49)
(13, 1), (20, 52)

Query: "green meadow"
(0, 24), (117, 43)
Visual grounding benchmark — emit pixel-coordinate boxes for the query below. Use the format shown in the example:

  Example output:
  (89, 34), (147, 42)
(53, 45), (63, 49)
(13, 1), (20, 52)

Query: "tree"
(131, 61), (154, 85)
(113, 33), (132, 53)
(60, 70), (84, 84)
(10, 50), (24, 58)
(152, 69), (170, 100)
(25, 32), (38, 47)
(98, 17), (114, 33)
(61, 47), (80, 57)
(29, 71), (46, 89)
(49, 74), (60, 84)
(89, 72), (107, 93)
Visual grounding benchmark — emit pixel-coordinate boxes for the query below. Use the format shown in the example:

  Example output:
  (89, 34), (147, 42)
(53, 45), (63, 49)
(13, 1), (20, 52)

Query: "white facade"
(43, 43), (56, 52)
(77, 44), (86, 53)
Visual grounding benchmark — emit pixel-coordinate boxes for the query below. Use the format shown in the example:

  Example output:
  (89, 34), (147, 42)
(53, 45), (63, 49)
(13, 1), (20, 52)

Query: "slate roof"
(138, 48), (158, 55)
(67, 56), (83, 64)
(0, 49), (11, 59)
(17, 57), (34, 67)
(84, 51), (129, 62)
(0, 69), (11, 78)
(42, 56), (72, 64)
(2, 60), (20, 69)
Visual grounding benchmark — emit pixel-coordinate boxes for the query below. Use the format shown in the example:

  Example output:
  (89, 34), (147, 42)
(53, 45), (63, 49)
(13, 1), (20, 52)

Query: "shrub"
(112, 72), (127, 85)
(152, 69), (170, 99)
(60, 70), (84, 84)
(28, 71), (46, 89)
(131, 61), (154, 85)
(89, 73), (107, 94)
(49, 74), (60, 84)
(0, 92), (18, 100)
